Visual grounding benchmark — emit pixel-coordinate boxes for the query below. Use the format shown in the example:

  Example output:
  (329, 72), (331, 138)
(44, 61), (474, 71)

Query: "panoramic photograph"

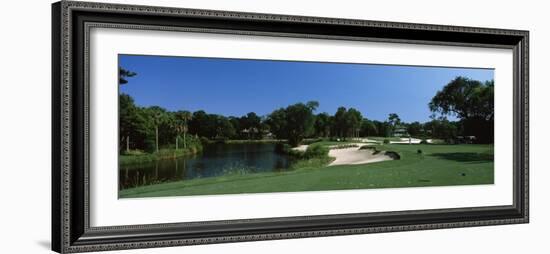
(118, 55), (495, 198)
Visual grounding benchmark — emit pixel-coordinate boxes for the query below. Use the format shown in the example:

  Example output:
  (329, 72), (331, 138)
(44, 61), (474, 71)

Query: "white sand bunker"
(389, 137), (433, 144)
(328, 147), (393, 166)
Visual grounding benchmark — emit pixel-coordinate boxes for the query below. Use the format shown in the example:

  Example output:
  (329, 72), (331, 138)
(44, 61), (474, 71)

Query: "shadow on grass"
(430, 152), (493, 163)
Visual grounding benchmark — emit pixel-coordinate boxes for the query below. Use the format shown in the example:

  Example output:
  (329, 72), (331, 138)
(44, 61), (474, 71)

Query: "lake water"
(119, 143), (291, 190)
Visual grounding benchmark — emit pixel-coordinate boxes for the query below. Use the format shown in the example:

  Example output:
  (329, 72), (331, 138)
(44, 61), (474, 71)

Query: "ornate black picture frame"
(52, 1), (529, 253)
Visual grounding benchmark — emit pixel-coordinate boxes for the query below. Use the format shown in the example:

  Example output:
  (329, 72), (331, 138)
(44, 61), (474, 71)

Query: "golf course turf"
(119, 143), (494, 198)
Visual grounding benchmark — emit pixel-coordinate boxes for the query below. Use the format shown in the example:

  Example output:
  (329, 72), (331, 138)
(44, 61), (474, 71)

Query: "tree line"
(119, 68), (494, 153)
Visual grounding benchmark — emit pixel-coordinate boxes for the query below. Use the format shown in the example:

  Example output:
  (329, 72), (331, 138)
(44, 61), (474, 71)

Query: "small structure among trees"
(392, 125), (409, 137)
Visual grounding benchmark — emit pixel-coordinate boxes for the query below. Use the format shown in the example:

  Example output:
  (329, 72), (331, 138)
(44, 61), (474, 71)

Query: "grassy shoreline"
(120, 146), (202, 166)
(119, 138), (323, 166)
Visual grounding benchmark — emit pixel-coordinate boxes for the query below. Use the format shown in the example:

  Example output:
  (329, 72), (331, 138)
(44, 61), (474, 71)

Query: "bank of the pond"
(119, 144), (494, 198)
(120, 138), (382, 167)
(120, 146), (203, 167)
(119, 139), (290, 168)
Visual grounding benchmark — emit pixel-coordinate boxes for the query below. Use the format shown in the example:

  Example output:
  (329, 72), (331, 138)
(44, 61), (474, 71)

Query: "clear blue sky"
(119, 54), (493, 122)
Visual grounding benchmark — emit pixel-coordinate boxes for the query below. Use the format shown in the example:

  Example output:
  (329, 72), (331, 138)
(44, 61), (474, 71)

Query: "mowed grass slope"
(119, 144), (494, 198)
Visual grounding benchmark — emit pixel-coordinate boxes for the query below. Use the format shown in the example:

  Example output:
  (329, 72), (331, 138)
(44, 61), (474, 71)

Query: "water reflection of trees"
(119, 144), (291, 190)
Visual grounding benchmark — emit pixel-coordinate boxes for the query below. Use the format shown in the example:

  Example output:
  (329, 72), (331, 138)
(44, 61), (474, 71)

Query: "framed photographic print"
(52, 1), (529, 253)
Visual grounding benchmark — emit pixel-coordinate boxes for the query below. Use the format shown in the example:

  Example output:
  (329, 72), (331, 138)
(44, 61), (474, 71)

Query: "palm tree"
(151, 110), (168, 153)
(173, 122), (183, 150)
(153, 113), (161, 153)
(174, 111), (192, 150)
(388, 113), (401, 136)
(147, 106), (170, 153)
(181, 111), (192, 149)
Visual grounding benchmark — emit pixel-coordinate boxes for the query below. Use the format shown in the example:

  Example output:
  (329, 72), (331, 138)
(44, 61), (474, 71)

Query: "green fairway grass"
(119, 144), (493, 198)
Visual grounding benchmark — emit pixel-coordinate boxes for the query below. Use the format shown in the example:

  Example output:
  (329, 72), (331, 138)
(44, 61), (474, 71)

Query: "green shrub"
(303, 144), (329, 159)
(385, 151), (400, 160)
(383, 139), (390, 144)
(290, 156), (334, 170)
(420, 139), (428, 144)
(288, 149), (305, 158)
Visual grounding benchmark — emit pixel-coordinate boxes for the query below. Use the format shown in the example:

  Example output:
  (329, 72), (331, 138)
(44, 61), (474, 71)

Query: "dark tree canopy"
(360, 119), (377, 137)
(407, 121), (423, 137)
(242, 112), (262, 138)
(345, 108), (363, 138)
(387, 113), (401, 135)
(266, 101), (318, 146)
(215, 116), (236, 139)
(429, 76), (494, 143)
(119, 94), (148, 151)
(314, 112), (332, 138)
(424, 117), (458, 141)
(332, 107), (347, 138)
(388, 113), (401, 127)
(429, 77), (494, 121)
